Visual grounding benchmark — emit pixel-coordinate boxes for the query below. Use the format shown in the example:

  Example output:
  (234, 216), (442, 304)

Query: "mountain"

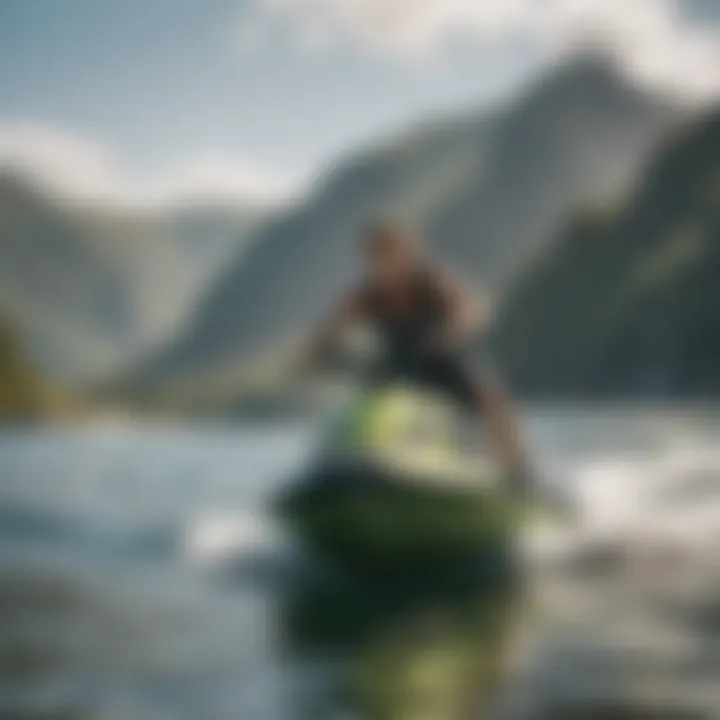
(0, 173), (266, 382)
(136, 59), (677, 392)
(430, 60), (676, 283)
(490, 109), (720, 398)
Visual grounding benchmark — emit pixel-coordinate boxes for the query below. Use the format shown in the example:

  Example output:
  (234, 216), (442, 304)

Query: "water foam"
(182, 510), (285, 567)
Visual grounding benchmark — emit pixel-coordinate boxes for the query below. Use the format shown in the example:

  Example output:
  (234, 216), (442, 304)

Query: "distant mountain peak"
(549, 52), (624, 86)
(524, 53), (651, 111)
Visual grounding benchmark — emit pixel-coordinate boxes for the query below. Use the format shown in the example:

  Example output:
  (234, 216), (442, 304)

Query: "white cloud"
(0, 124), (123, 201)
(0, 123), (298, 207)
(241, 0), (720, 99)
(139, 157), (299, 207)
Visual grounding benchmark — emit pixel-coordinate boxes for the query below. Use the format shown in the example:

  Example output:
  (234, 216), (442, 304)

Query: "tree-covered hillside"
(491, 109), (720, 398)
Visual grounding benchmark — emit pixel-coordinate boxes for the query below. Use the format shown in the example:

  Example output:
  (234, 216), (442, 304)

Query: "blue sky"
(0, 0), (718, 204)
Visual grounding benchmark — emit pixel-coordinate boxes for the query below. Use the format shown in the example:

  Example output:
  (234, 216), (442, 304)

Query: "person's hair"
(363, 218), (419, 254)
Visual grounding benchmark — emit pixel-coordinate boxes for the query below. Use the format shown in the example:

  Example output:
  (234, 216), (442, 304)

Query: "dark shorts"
(369, 352), (493, 409)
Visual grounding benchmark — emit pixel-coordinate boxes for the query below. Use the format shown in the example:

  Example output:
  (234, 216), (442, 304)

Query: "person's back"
(362, 263), (451, 369)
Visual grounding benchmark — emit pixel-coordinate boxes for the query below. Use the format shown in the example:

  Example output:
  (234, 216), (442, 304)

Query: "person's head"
(363, 220), (421, 283)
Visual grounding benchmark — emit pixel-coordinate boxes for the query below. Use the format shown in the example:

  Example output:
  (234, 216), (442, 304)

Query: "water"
(0, 408), (719, 719)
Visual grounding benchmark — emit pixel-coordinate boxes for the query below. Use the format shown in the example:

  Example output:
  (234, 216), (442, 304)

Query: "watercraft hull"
(275, 454), (520, 577)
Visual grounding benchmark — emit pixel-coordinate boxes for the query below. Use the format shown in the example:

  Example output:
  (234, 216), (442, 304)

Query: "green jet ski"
(275, 385), (526, 577)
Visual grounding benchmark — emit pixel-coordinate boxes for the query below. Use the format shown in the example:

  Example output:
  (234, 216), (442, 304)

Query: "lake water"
(1, 408), (719, 719)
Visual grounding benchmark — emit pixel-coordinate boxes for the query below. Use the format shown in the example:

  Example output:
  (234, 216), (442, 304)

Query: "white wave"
(536, 436), (720, 570)
(183, 510), (283, 567)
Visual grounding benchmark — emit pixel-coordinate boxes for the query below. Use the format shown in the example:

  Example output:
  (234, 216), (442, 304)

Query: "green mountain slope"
(0, 174), (265, 383)
(490, 109), (720, 398)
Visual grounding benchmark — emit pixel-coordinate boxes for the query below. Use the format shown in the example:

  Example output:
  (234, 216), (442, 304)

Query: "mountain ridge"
(132, 59), (678, 394)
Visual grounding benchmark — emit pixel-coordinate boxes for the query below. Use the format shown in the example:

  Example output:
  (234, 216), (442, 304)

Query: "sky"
(0, 0), (718, 205)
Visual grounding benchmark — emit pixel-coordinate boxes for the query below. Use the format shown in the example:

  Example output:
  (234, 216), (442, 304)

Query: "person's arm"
(300, 289), (366, 370)
(435, 272), (491, 350)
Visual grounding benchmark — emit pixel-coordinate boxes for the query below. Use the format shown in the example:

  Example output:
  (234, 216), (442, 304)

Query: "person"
(302, 220), (529, 489)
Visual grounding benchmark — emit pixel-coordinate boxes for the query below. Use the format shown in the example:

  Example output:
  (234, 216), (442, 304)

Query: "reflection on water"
(0, 409), (719, 719)
(280, 558), (523, 719)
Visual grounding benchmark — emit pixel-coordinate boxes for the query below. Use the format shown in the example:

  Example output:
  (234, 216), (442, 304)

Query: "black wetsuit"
(362, 268), (482, 408)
